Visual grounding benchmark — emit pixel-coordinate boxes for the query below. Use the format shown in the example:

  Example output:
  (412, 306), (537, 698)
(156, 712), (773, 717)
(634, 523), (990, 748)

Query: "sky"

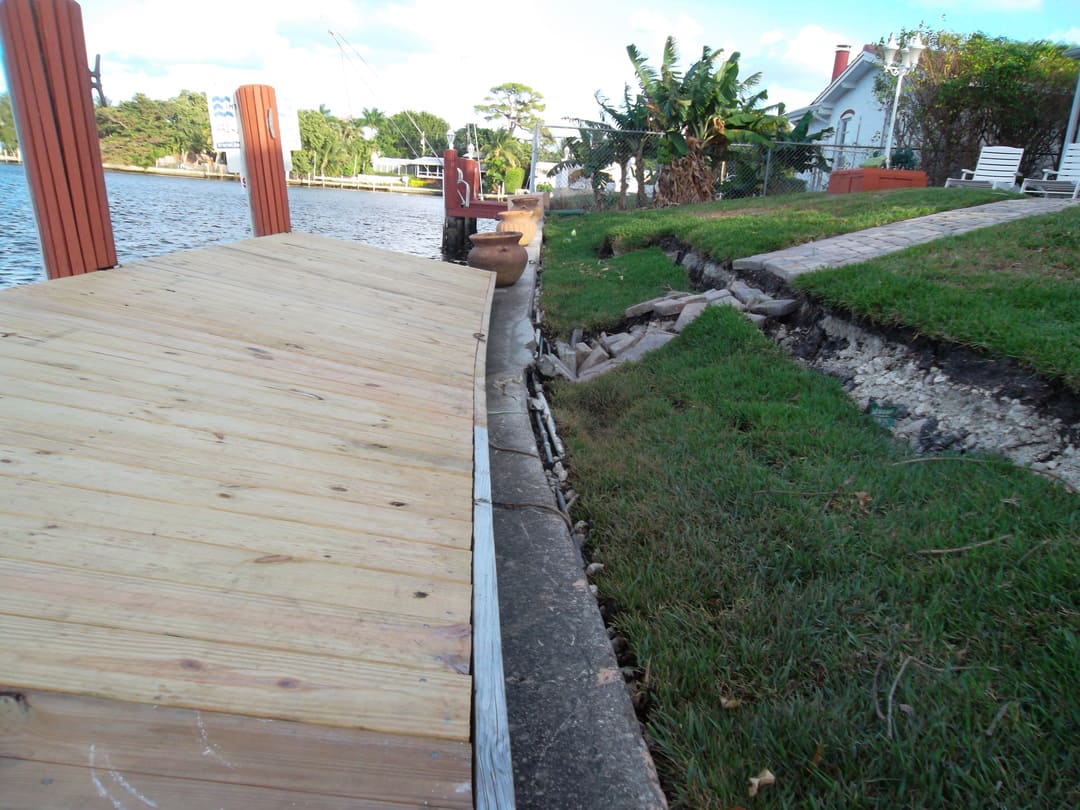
(1, 0), (1077, 140)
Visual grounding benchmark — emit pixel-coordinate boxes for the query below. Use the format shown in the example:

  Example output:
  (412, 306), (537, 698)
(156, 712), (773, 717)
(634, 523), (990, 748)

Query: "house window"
(835, 109), (855, 168)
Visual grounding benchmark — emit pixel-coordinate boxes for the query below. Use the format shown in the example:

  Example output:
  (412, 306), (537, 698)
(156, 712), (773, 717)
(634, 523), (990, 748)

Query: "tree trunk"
(634, 146), (647, 208)
(617, 159), (629, 210)
(656, 137), (714, 206)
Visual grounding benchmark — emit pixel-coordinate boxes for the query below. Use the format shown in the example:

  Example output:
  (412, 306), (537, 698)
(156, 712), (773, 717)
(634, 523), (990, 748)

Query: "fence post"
(528, 124), (540, 192)
(235, 84), (291, 237)
(762, 143), (773, 197)
(0, 0), (117, 279)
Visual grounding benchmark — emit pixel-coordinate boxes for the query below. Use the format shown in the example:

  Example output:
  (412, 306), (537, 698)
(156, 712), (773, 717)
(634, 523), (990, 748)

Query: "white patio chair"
(944, 146), (1024, 190)
(1020, 142), (1080, 200)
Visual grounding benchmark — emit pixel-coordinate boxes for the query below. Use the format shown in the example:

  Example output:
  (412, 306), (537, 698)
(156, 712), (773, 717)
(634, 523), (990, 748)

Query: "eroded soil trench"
(677, 243), (1080, 492)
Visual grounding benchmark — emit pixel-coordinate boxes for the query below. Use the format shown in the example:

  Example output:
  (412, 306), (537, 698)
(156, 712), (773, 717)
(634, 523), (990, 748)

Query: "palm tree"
(358, 107), (387, 129)
(479, 128), (525, 167)
(596, 86), (654, 208)
(547, 128), (614, 209)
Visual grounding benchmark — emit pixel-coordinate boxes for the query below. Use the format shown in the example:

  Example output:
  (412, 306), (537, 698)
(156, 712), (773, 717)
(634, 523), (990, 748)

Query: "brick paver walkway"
(733, 197), (1078, 282)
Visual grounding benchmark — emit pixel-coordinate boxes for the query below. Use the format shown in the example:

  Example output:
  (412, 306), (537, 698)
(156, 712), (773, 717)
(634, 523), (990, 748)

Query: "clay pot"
(510, 194), (544, 222)
(495, 209), (536, 246)
(467, 231), (528, 287)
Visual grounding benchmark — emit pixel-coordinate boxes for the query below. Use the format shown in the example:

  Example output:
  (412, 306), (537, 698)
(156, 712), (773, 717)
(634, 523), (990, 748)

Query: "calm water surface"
(0, 164), (462, 288)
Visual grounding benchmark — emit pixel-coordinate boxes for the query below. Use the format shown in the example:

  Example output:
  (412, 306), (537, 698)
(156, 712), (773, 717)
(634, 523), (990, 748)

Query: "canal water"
(0, 164), (469, 289)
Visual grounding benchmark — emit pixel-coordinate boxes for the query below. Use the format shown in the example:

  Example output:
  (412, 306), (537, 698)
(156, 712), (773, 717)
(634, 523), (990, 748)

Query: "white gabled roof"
(787, 46), (881, 124)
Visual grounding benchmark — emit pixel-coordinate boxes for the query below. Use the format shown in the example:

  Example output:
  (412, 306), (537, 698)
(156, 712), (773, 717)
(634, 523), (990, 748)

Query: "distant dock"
(289, 174), (441, 194)
(97, 163), (443, 194)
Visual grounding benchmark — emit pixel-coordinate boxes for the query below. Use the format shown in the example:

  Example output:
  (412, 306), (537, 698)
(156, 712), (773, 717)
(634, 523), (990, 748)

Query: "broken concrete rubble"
(729, 280), (768, 306)
(673, 301), (707, 333)
(542, 277), (804, 382)
(749, 298), (799, 318)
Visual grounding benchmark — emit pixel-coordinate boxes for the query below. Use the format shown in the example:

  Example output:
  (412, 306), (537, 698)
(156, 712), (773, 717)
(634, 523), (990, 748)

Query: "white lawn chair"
(1020, 143), (1080, 200)
(944, 146), (1024, 190)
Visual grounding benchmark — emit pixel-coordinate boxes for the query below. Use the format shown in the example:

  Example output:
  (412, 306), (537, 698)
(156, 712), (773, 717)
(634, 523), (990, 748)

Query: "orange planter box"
(827, 168), (928, 194)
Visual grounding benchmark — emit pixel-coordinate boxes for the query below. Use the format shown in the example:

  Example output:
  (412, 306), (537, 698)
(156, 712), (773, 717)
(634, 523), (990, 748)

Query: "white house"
(786, 45), (891, 180)
(370, 155), (444, 179)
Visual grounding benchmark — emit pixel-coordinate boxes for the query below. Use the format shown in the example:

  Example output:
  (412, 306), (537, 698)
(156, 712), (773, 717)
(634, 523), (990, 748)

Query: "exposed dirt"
(772, 301), (1079, 486)
(670, 241), (1080, 491)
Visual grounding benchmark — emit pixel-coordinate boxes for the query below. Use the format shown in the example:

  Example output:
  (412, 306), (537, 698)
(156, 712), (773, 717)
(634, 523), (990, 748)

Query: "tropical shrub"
(504, 166), (525, 194)
(881, 31), (1079, 183)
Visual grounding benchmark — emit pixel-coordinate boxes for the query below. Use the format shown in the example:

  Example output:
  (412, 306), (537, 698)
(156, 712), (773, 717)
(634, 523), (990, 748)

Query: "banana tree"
(628, 36), (789, 205)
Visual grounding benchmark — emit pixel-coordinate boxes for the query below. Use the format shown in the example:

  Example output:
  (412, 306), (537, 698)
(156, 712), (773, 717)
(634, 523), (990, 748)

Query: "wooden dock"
(0, 233), (506, 808)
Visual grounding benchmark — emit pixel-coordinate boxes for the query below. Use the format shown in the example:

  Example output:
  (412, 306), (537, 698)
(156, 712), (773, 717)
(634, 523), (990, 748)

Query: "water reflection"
(1, 165), (468, 289)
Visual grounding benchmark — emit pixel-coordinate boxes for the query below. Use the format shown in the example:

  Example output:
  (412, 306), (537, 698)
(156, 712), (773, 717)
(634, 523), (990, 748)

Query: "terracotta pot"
(467, 231), (528, 287)
(495, 209), (536, 246)
(510, 194), (544, 222)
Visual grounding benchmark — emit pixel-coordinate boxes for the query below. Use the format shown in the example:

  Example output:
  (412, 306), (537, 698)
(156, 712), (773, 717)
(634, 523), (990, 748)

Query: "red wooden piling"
(235, 84), (290, 237)
(459, 155), (482, 205)
(441, 149), (507, 220)
(0, 0), (116, 279)
(443, 148), (458, 215)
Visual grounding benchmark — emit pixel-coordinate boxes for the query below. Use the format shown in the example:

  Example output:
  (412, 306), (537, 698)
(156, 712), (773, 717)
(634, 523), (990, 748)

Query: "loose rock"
(674, 301), (707, 333)
(537, 353), (577, 381)
(749, 298), (799, 318)
(653, 295), (706, 318)
(617, 331), (677, 363)
(578, 345), (612, 374)
(704, 288), (732, 302)
(729, 280), (767, 306)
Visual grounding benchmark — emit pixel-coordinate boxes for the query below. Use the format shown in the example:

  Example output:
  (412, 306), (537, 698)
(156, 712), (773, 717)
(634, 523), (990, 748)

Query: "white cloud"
(1048, 28), (1080, 46)
(760, 30), (785, 47)
(764, 83), (819, 113)
(626, 11), (708, 54)
(778, 24), (852, 74)
(5, 0), (1069, 142)
(741, 24), (851, 111)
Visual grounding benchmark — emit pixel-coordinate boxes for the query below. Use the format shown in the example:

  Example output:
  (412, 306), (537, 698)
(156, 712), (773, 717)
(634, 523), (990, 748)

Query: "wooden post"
(459, 155), (483, 203)
(0, 0), (117, 279)
(441, 148), (482, 258)
(234, 84), (290, 237)
(442, 149), (463, 257)
(443, 148), (458, 214)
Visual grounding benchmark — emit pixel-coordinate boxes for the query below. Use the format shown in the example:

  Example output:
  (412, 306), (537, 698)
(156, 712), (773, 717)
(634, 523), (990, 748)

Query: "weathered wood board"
(0, 233), (496, 808)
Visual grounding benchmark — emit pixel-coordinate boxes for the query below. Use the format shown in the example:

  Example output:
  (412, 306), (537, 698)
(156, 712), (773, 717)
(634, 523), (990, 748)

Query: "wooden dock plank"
(0, 239), (491, 359)
(0, 614), (471, 738)
(1, 690), (471, 807)
(0, 309), (479, 430)
(0, 293), (481, 391)
(0, 494), (471, 590)
(0, 444), (471, 550)
(0, 356), (473, 478)
(0, 233), (498, 805)
(3, 412), (470, 526)
(0, 558), (470, 674)
(3, 760), (467, 810)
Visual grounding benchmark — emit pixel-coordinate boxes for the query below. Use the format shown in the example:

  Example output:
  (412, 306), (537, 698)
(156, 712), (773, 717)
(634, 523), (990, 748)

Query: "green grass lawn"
(540, 191), (1080, 808)
(541, 188), (1011, 337)
(793, 205), (1080, 393)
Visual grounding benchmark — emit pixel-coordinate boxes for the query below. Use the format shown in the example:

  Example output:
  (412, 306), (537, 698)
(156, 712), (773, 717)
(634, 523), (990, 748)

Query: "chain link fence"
(534, 124), (943, 208)
(720, 142), (925, 196)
